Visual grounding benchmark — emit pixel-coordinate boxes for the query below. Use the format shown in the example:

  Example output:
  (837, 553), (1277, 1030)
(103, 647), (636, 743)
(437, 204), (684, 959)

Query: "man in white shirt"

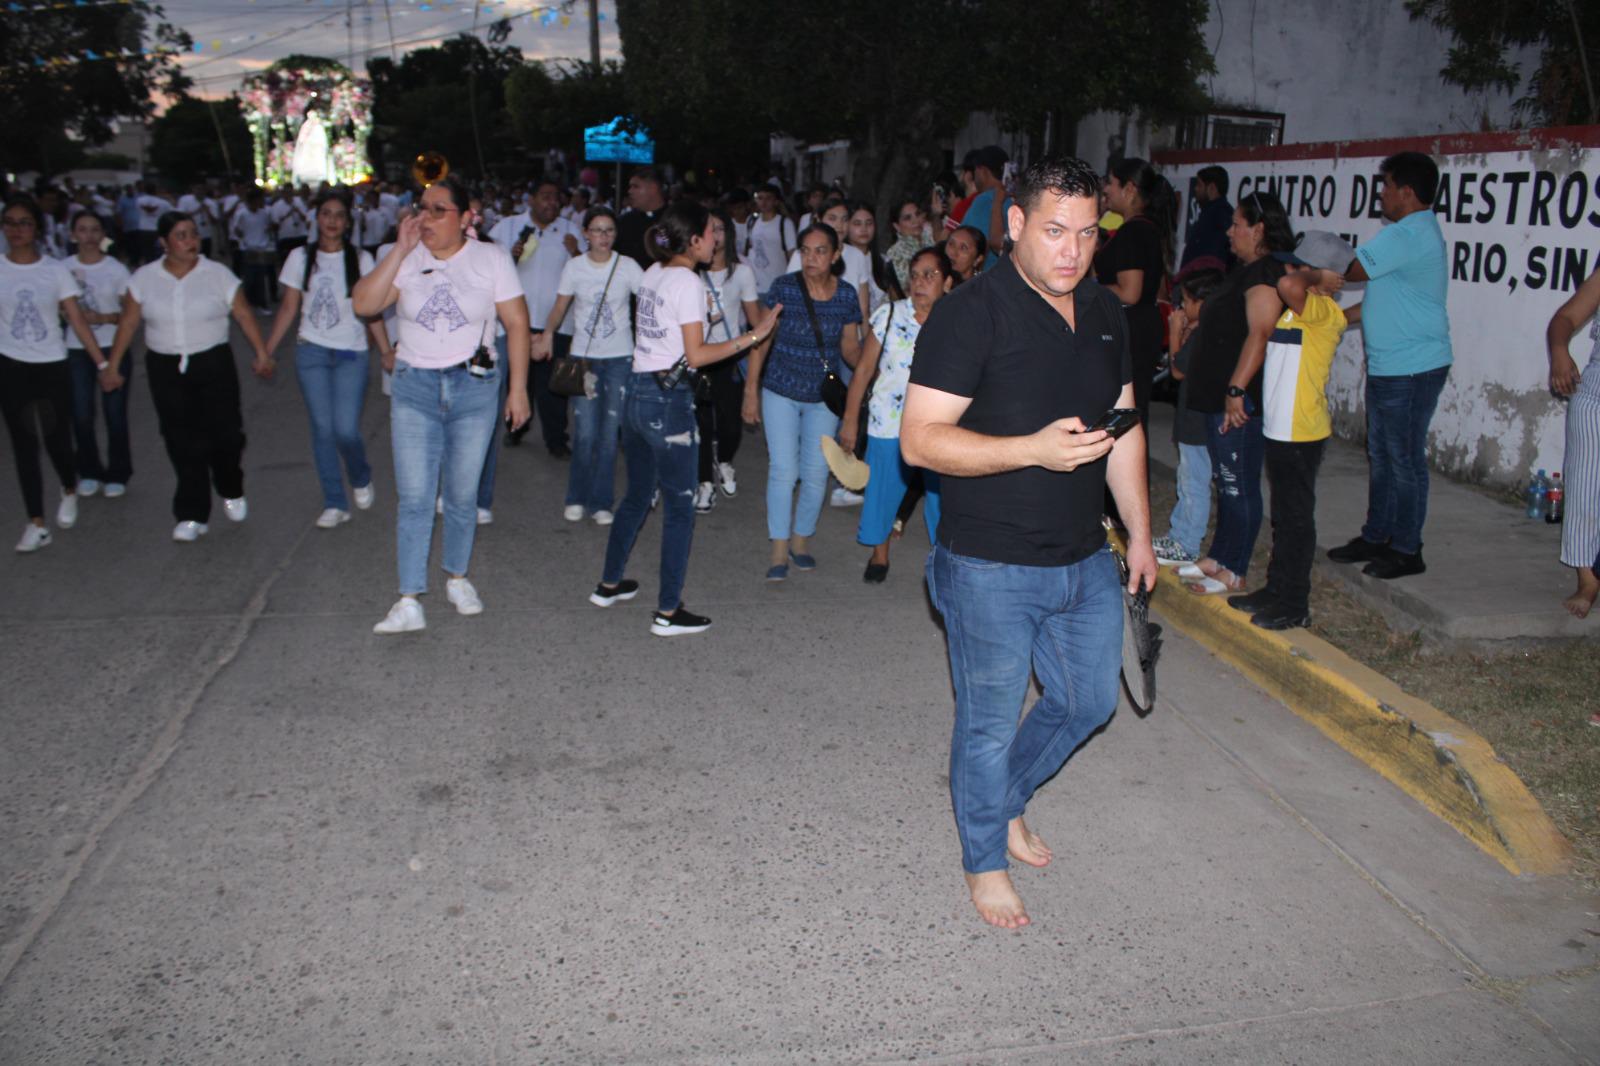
(269, 187), (310, 273)
(175, 183), (216, 257)
(134, 182), (168, 264)
(488, 177), (584, 454)
(744, 185), (796, 298)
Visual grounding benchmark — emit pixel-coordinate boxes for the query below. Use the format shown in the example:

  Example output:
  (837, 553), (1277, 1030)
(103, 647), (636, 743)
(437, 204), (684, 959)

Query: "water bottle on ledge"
(1545, 472), (1564, 524)
(1526, 469), (1547, 519)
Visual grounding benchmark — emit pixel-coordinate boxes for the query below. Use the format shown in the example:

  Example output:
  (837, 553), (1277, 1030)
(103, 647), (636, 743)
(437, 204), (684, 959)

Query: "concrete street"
(1, 325), (1596, 1064)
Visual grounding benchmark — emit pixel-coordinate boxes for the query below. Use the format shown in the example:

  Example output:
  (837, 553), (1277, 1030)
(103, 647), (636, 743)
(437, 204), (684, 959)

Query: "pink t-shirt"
(393, 238), (523, 370)
(632, 263), (703, 373)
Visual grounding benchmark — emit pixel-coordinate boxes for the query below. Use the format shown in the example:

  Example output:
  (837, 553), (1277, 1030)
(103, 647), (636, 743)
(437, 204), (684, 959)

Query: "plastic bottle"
(1546, 472), (1564, 524)
(1527, 469), (1547, 519)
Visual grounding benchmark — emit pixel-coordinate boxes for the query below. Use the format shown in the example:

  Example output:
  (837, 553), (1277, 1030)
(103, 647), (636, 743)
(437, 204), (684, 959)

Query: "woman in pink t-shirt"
(589, 202), (781, 636)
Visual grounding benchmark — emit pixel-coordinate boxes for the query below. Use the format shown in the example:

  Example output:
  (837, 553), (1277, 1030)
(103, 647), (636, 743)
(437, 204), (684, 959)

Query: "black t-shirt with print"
(908, 257), (1132, 567)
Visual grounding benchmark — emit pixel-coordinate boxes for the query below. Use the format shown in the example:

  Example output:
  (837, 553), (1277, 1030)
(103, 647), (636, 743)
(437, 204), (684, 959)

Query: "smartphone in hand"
(1086, 407), (1140, 438)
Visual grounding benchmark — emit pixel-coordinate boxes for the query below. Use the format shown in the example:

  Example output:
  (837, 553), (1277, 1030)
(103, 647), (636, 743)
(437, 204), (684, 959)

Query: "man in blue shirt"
(1180, 165), (1233, 268)
(1326, 152), (1452, 580)
(963, 145), (1012, 269)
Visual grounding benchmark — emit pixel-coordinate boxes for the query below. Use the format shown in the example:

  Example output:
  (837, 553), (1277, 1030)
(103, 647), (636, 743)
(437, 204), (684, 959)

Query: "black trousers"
(146, 346), (246, 523)
(512, 330), (571, 451)
(1263, 438), (1326, 613)
(695, 361), (744, 482)
(0, 354), (76, 520)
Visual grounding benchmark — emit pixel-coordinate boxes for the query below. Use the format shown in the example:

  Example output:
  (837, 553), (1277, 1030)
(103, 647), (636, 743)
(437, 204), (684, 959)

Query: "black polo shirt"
(908, 257), (1131, 567)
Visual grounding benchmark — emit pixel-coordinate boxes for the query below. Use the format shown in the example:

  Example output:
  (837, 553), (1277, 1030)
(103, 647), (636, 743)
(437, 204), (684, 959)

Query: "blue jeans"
(762, 388), (838, 541)
(567, 356), (630, 511)
(295, 342), (371, 510)
(602, 374), (699, 612)
(390, 360), (501, 596)
(1204, 405), (1264, 577)
(1167, 442), (1212, 557)
(926, 543), (1123, 874)
(68, 348), (133, 483)
(1361, 366), (1449, 555)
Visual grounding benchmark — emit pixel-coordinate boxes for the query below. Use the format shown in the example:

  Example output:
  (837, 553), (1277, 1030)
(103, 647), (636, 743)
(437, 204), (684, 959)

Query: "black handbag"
(801, 280), (847, 416)
(549, 253), (620, 398)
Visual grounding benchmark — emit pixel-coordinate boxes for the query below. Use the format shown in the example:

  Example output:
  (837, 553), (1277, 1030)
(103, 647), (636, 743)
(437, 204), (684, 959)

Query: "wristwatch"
(1226, 385), (1246, 398)
(96, 360), (109, 372)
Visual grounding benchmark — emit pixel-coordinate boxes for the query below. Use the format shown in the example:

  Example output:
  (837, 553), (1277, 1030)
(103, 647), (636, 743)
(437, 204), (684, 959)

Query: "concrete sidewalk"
(0, 325), (1597, 1063)
(1145, 404), (1596, 646)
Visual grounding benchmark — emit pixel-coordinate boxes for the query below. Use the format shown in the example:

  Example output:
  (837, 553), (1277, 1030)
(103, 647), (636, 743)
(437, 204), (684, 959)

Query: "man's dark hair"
(631, 167), (662, 188)
(1379, 151), (1440, 206)
(531, 177), (562, 197)
(1196, 165), (1229, 197)
(959, 149), (979, 176)
(972, 145), (1009, 178)
(722, 187), (751, 206)
(1015, 156), (1101, 215)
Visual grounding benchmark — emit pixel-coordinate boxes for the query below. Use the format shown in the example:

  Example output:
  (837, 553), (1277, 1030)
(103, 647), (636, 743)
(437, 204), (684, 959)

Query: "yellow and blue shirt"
(1261, 293), (1347, 443)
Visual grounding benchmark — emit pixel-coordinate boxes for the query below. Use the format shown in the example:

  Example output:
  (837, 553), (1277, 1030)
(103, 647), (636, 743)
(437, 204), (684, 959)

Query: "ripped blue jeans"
(1203, 402), (1264, 577)
(566, 356), (630, 511)
(601, 372), (699, 613)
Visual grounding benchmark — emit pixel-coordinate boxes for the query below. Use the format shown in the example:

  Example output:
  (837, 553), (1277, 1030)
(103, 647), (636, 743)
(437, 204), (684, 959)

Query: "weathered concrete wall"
(1160, 128), (1600, 490)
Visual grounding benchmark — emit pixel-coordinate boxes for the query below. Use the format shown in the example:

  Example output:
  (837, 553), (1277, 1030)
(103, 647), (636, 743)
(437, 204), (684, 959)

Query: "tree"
(149, 96), (253, 186)
(614, 0), (1215, 216)
(367, 35), (525, 180)
(1406, 0), (1599, 125)
(504, 60), (629, 163)
(0, 0), (191, 175)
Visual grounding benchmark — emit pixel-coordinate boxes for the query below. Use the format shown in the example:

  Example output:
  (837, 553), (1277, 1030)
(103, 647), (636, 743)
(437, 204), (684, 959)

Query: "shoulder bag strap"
(799, 279), (830, 374)
(580, 254), (621, 359)
(705, 270), (735, 342)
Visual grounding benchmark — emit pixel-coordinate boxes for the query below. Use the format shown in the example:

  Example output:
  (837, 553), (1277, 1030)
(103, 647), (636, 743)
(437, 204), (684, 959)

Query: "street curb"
(1145, 563), (1572, 876)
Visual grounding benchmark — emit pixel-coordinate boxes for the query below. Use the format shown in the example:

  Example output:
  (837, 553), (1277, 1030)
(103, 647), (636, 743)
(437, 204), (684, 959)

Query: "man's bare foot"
(965, 870), (1030, 929)
(1564, 568), (1599, 619)
(1006, 816), (1052, 867)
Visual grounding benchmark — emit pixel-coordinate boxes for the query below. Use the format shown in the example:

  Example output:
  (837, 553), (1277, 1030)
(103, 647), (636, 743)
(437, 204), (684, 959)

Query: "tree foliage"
(1406, 0), (1599, 125)
(505, 60), (629, 163)
(0, 0), (191, 174)
(367, 35), (526, 179)
(149, 95), (253, 186)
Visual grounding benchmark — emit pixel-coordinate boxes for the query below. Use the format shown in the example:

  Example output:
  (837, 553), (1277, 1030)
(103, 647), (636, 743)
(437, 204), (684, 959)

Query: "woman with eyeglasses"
(0, 196), (108, 552)
(263, 190), (391, 530)
(694, 206), (761, 514)
(537, 204), (644, 525)
(105, 210), (274, 543)
(352, 175), (531, 634)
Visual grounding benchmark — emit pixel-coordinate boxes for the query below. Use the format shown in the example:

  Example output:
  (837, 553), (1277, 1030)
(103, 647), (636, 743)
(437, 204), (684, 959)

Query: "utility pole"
(588, 0), (600, 67)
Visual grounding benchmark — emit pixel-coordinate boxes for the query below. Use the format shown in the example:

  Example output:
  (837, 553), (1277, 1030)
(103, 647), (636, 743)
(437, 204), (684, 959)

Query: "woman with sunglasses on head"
(694, 206), (761, 514)
(537, 204), (644, 525)
(263, 190), (391, 530)
(590, 202), (782, 635)
(63, 210), (134, 501)
(105, 210), (273, 543)
(0, 196), (108, 552)
(352, 175), (530, 634)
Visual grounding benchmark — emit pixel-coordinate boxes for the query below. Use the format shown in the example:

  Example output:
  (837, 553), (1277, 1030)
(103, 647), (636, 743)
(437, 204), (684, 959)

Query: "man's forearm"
(903, 422), (1036, 477)
(1106, 426), (1151, 542)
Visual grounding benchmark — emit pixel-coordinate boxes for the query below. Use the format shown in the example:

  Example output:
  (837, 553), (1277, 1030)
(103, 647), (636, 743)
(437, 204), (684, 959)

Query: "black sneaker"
(1227, 587), (1279, 614)
(1327, 536), (1388, 564)
(1363, 547), (1426, 580)
(1252, 605), (1311, 630)
(589, 579), (640, 607)
(651, 606), (711, 636)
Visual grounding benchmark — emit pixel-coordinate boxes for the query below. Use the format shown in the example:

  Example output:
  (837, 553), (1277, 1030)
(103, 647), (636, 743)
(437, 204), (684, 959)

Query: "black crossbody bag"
(801, 282), (848, 417)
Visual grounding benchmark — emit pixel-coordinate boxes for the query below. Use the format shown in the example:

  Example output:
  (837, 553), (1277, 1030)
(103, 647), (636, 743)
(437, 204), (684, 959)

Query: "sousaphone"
(412, 151), (449, 187)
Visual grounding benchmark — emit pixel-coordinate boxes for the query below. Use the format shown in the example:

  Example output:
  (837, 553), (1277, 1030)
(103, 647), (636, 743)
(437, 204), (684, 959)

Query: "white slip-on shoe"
(476, 507), (493, 526)
(102, 483), (126, 498)
(563, 504), (585, 522)
(592, 510), (614, 526)
(77, 478), (101, 497)
(352, 483), (375, 510)
(222, 497), (248, 522)
(446, 577), (484, 615)
(717, 462), (737, 497)
(373, 596), (426, 634)
(15, 524), (51, 552)
(172, 521), (209, 542)
(56, 492), (78, 529)
(316, 508), (351, 529)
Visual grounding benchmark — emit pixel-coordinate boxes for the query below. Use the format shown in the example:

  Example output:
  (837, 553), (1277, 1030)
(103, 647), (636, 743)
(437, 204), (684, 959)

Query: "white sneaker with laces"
(717, 462), (737, 497)
(15, 524), (50, 552)
(592, 510), (614, 526)
(77, 478), (101, 497)
(694, 482), (716, 514)
(222, 496), (248, 522)
(56, 491), (78, 529)
(317, 508), (351, 529)
(103, 483), (126, 498)
(476, 507), (493, 525)
(373, 596), (426, 634)
(829, 486), (864, 508)
(172, 521), (209, 542)
(352, 483), (375, 510)
(563, 504), (585, 522)
(446, 576), (484, 616)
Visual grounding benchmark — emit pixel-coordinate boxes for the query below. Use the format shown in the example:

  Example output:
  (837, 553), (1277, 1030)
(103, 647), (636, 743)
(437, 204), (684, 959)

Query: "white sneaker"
(15, 524), (51, 552)
(56, 491), (78, 529)
(717, 462), (737, 497)
(172, 521), (209, 542)
(592, 510), (614, 526)
(316, 508), (351, 529)
(830, 487), (864, 508)
(352, 483), (375, 510)
(103, 483), (126, 498)
(694, 482), (716, 514)
(446, 576), (484, 616)
(222, 497), (248, 522)
(373, 596), (425, 634)
(563, 504), (585, 522)
(77, 478), (101, 497)
(476, 507), (493, 526)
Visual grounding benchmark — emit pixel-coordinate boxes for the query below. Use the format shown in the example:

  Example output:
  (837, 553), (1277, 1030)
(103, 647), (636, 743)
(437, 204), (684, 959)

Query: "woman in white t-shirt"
(844, 202), (902, 320)
(0, 196), (108, 552)
(589, 202), (781, 636)
(106, 210), (274, 543)
(264, 191), (393, 530)
(64, 211), (134, 498)
(693, 206), (760, 513)
(537, 205), (644, 524)
(352, 175), (530, 635)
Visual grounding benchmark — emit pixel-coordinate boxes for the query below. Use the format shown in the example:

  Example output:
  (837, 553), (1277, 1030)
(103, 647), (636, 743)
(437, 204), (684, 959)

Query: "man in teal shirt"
(964, 145), (1013, 269)
(1326, 151), (1452, 580)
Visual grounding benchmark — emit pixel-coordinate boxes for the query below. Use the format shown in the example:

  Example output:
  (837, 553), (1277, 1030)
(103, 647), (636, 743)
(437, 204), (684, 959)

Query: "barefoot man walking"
(901, 158), (1158, 928)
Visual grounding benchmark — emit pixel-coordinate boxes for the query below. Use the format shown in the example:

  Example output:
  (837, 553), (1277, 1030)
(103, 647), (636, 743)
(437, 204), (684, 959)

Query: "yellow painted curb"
(1145, 560), (1572, 876)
